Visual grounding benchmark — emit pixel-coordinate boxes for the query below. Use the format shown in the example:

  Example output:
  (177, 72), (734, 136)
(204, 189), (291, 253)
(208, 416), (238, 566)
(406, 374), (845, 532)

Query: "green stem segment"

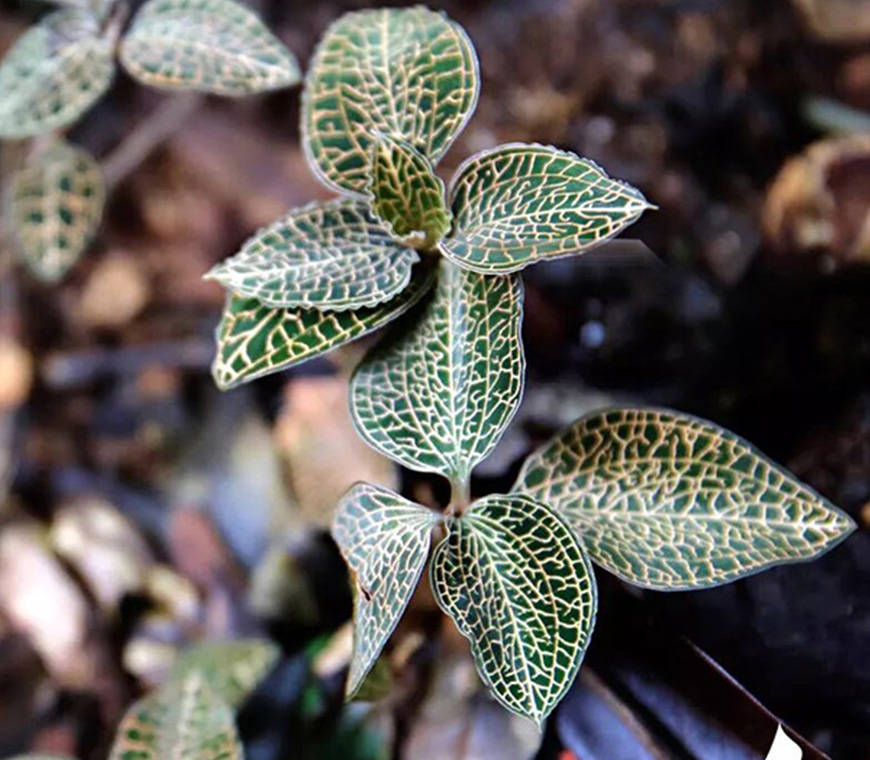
(449, 478), (470, 516)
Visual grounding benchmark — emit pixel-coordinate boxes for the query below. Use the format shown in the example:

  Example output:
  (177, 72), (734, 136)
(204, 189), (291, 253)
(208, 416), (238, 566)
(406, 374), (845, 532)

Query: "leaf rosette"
(208, 6), (651, 387)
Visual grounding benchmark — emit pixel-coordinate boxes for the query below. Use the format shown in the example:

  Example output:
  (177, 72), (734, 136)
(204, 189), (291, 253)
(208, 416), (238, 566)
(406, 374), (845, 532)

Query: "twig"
(102, 93), (204, 190)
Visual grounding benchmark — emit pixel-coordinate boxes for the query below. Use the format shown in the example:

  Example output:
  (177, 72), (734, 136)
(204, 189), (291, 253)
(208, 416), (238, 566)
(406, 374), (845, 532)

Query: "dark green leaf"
(6, 140), (104, 282)
(212, 260), (436, 390)
(442, 144), (652, 274)
(351, 260), (524, 485)
(302, 7), (479, 195)
(332, 483), (439, 698)
(515, 408), (856, 589)
(431, 494), (597, 727)
(206, 199), (419, 311)
(120, 0), (300, 95)
(0, 9), (115, 137)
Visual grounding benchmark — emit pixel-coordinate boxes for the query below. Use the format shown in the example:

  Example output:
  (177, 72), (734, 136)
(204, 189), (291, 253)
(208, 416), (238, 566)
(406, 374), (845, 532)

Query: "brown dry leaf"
(0, 523), (94, 686)
(275, 377), (397, 528)
(792, 0), (870, 43)
(50, 496), (153, 611)
(763, 134), (870, 265)
(0, 335), (33, 411)
(77, 255), (150, 329)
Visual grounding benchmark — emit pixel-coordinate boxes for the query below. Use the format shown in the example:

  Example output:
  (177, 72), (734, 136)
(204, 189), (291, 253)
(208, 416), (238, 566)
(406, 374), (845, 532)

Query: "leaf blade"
(212, 260), (436, 390)
(170, 639), (279, 710)
(431, 494), (597, 727)
(0, 9), (115, 138)
(206, 199), (419, 310)
(6, 140), (105, 283)
(109, 674), (242, 760)
(514, 408), (856, 590)
(302, 7), (479, 195)
(442, 144), (652, 274)
(332, 483), (439, 698)
(368, 133), (452, 250)
(120, 0), (300, 95)
(350, 259), (525, 484)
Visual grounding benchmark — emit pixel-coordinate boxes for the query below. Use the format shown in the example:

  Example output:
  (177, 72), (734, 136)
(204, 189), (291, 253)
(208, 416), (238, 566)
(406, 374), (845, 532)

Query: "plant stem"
(102, 94), (203, 190)
(448, 477), (470, 517)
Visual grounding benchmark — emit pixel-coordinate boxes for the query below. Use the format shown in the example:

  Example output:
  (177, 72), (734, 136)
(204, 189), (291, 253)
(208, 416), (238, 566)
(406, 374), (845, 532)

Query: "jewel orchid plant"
(206, 6), (856, 728)
(0, 0), (300, 282)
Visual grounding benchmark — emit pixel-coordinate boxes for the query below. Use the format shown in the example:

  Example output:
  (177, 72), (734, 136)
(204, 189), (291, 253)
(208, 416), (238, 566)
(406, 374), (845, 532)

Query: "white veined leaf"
(108, 674), (242, 760)
(332, 482), (440, 699)
(302, 6), (479, 196)
(367, 133), (452, 251)
(430, 494), (597, 727)
(6, 140), (105, 283)
(351, 259), (525, 486)
(441, 143), (652, 274)
(120, 0), (300, 95)
(0, 8), (115, 138)
(514, 408), (856, 590)
(212, 259), (436, 390)
(206, 199), (419, 311)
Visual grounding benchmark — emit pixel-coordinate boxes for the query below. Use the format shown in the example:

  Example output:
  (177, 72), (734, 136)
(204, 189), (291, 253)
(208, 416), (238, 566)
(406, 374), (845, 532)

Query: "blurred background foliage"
(0, 0), (868, 758)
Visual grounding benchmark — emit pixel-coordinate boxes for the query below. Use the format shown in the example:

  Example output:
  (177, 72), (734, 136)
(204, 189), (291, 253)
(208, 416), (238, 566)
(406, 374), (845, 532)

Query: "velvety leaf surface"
(212, 260), (435, 390)
(332, 483), (440, 698)
(0, 9), (115, 138)
(108, 674), (242, 760)
(430, 494), (597, 727)
(206, 199), (419, 310)
(120, 0), (300, 95)
(170, 639), (279, 709)
(351, 259), (524, 485)
(515, 408), (856, 590)
(7, 140), (105, 283)
(368, 133), (451, 250)
(302, 6), (479, 195)
(441, 144), (652, 274)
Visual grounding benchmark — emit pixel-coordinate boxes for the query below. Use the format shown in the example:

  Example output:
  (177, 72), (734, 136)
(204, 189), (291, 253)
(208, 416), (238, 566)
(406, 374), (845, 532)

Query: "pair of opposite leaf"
(9, 639), (279, 760)
(0, 0), (301, 282)
(204, 6), (855, 728)
(333, 408), (854, 728)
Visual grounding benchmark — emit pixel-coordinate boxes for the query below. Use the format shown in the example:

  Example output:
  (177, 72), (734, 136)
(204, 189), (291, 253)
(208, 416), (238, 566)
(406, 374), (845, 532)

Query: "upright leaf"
(431, 494), (597, 727)
(515, 408), (856, 590)
(368, 133), (452, 250)
(170, 639), (280, 709)
(302, 6), (479, 195)
(109, 674), (242, 760)
(120, 0), (300, 95)
(332, 483), (440, 698)
(212, 260), (435, 390)
(351, 260), (525, 486)
(206, 199), (419, 310)
(441, 144), (652, 274)
(7, 140), (105, 282)
(0, 9), (115, 138)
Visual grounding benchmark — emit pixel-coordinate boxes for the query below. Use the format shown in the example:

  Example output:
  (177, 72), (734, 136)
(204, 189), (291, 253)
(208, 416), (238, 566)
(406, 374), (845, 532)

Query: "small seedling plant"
(0, 0), (301, 282)
(206, 7), (855, 728)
